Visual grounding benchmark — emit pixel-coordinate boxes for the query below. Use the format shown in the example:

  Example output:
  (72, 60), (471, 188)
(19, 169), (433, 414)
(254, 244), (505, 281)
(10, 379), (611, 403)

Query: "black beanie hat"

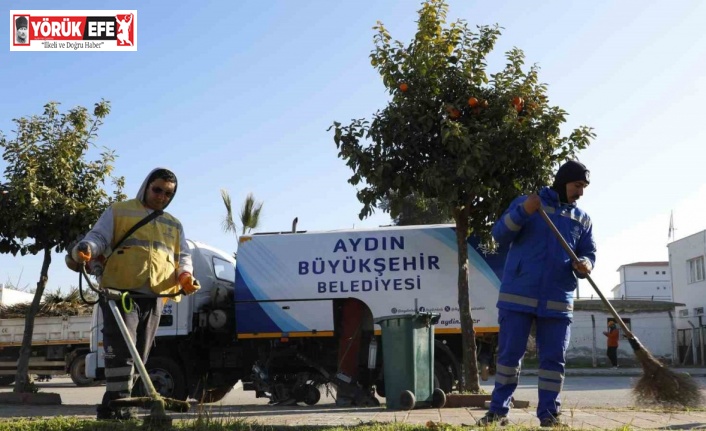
(15, 16), (28, 29)
(553, 160), (590, 188)
(551, 160), (589, 203)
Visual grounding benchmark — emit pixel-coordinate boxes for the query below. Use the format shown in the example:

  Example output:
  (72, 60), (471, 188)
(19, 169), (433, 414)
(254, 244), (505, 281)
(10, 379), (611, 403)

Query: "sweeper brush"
(539, 208), (702, 408)
(632, 341), (702, 407)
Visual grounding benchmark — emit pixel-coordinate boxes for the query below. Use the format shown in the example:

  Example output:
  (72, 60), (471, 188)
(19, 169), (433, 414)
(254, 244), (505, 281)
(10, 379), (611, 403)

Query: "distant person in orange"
(603, 320), (619, 368)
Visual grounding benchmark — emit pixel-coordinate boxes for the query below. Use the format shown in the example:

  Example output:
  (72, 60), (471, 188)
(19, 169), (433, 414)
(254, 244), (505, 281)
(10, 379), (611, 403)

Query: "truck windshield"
(213, 257), (235, 283)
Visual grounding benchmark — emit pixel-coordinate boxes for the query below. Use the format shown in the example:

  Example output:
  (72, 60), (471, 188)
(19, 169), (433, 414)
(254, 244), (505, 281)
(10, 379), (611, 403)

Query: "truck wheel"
(0, 376), (13, 386)
(70, 355), (98, 387)
(303, 384), (321, 406)
(134, 356), (187, 401)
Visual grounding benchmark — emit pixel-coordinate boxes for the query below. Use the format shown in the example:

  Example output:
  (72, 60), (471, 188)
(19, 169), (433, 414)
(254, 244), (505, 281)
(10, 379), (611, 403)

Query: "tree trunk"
(453, 208), (480, 393)
(14, 247), (51, 393)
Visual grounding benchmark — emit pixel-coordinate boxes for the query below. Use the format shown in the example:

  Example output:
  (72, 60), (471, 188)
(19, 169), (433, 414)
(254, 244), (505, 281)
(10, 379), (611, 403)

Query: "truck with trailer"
(0, 312), (95, 387)
(86, 227), (506, 404)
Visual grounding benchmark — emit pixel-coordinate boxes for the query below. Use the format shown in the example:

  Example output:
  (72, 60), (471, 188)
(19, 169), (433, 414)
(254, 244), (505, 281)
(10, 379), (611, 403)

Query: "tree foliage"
(0, 100), (125, 392)
(379, 192), (452, 226)
(331, 0), (594, 392)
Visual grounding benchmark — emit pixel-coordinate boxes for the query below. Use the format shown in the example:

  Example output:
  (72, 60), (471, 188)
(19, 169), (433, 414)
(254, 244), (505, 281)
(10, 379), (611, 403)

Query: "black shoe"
(96, 406), (137, 421)
(540, 415), (567, 428)
(476, 412), (509, 426)
(115, 407), (138, 421)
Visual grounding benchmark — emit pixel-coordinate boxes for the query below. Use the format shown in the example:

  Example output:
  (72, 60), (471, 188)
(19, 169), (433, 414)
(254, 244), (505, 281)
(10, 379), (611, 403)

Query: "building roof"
(574, 299), (684, 313)
(616, 261), (668, 271)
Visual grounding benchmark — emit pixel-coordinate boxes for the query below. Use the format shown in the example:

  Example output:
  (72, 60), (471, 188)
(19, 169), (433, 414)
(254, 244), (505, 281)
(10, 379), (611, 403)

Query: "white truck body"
(235, 224), (504, 337)
(0, 313), (94, 385)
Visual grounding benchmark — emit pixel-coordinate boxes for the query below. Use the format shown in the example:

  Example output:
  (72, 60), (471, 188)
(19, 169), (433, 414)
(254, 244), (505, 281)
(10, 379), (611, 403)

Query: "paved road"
(4, 375), (706, 410)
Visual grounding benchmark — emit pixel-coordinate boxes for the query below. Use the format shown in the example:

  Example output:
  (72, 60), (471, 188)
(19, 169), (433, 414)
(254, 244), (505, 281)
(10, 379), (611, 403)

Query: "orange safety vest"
(607, 327), (619, 347)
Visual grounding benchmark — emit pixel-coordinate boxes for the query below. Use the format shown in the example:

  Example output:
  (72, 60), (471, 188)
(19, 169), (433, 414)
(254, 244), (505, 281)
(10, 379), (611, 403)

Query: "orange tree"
(0, 101), (125, 393)
(331, 0), (594, 392)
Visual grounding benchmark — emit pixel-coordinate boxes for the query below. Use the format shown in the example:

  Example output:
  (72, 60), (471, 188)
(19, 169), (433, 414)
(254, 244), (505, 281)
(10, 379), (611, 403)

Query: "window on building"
(662, 271), (666, 274)
(643, 271), (647, 275)
(656, 271), (659, 275)
(688, 256), (705, 284)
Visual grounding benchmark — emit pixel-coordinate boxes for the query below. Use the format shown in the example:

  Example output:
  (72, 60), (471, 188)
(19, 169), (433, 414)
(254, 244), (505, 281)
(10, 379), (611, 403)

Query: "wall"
(566, 309), (675, 366)
(669, 231), (706, 331)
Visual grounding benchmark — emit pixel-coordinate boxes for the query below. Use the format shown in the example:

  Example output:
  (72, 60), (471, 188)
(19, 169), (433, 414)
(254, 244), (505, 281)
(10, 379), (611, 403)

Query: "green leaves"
(332, 0), (595, 236)
(0, 100), (125, 256)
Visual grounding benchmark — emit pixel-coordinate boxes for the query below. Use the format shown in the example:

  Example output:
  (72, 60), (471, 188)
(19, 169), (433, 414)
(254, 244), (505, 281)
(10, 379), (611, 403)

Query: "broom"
(538, 208), (702, 407)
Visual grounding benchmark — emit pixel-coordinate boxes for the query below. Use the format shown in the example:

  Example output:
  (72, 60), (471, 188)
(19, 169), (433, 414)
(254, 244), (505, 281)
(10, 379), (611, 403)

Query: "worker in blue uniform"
(477, 160), (596, 428)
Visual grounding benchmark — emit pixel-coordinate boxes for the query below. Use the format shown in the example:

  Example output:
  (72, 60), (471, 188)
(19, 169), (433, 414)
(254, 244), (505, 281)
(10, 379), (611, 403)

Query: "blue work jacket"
(491, 187), (596, 318)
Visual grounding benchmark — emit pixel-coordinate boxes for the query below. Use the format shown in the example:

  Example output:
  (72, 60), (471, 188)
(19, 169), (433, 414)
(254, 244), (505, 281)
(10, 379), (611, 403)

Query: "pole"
(107, 299), (159, 398)
(591, 314), (597, 368)
(699, 316), (704, 367)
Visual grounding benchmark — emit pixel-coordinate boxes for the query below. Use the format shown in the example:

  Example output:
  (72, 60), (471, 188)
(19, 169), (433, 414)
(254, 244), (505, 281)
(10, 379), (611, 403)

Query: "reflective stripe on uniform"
(105, 366), (133, 392)
(503, 214), (521, 232)
(495, 373), (519, 385)
(538, 378), (563, 393)
(538, 369), (564, 381)
(547, 300), (573, 311)
(499, 292), (538, 307)
(496, 363), (520, 376)
(105, 366), (133, 378)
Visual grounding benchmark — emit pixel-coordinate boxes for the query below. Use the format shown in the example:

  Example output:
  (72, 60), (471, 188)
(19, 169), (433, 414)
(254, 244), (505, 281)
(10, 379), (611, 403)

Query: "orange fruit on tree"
(512, 96), (524, 112)
(446, 105), (461, 119)
(481, 99), (489, 109)
(399, 83), (409, 92)
(468, 97), (479, 108)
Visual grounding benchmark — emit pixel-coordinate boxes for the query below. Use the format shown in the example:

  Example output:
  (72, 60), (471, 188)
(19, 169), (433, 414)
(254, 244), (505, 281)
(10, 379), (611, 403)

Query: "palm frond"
(239, 193), (264, 235)
(220, 189), (238, 236)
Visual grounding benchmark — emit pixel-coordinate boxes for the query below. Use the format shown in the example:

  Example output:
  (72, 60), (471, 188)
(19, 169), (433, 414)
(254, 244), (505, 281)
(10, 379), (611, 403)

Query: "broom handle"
(538, 208), (636, 339)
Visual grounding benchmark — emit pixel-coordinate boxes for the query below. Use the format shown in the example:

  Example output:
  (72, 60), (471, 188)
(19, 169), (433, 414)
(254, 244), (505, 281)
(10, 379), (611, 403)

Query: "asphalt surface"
(0, 368), (705, 429)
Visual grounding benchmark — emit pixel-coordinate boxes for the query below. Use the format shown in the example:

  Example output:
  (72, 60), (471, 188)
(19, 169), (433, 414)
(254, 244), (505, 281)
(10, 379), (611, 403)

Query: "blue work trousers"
(489, 309), (571, 420)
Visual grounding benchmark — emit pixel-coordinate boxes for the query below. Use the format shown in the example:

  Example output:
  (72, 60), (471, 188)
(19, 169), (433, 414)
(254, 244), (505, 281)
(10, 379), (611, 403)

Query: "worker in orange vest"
(602, 320), (619, 368)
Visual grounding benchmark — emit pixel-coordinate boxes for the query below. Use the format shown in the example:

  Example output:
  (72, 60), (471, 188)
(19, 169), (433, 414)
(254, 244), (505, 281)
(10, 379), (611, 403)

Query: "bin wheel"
(400, 390), (416, 410)
(431, 388), (446, 408)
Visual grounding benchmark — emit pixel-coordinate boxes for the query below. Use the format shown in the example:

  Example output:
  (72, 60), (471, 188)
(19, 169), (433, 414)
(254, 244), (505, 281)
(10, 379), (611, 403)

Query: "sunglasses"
(150, 186), (174, 198)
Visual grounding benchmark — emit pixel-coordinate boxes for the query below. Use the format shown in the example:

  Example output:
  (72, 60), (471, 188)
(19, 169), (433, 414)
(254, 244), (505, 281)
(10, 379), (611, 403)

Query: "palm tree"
(221, 190), (264, 239)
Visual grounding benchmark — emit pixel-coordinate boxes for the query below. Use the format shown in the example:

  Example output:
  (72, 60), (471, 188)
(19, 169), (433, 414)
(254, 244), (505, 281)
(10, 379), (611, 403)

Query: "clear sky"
(1, 0), (705, 299)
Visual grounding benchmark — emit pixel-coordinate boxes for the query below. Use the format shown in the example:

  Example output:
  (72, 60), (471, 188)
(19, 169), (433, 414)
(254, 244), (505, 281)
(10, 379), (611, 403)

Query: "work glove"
(572, 257), (592, 275)
(71, 242), (92, 263)
(178, 272), (200, 295)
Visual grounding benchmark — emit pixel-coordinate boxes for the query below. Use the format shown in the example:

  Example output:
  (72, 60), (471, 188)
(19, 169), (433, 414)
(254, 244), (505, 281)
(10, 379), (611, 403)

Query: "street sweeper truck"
(85, 226), (506, 404)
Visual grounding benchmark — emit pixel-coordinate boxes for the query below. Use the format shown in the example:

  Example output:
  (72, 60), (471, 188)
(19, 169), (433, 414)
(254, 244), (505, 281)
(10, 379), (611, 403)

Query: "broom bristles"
(632, 345), (703, 408)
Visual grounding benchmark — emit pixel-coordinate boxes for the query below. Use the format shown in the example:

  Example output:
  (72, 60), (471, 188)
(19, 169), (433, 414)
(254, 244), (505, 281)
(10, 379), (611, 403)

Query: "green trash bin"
(375, 312), (446, 410)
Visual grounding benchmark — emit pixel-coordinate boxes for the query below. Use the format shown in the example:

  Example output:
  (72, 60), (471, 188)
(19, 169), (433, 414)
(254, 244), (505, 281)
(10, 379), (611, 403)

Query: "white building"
(610, 262), (672, 301)
(667, 230), (706, 365)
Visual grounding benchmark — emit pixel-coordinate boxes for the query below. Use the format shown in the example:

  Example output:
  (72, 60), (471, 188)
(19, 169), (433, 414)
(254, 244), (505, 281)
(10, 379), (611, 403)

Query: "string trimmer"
(78, 264), (191, 427)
